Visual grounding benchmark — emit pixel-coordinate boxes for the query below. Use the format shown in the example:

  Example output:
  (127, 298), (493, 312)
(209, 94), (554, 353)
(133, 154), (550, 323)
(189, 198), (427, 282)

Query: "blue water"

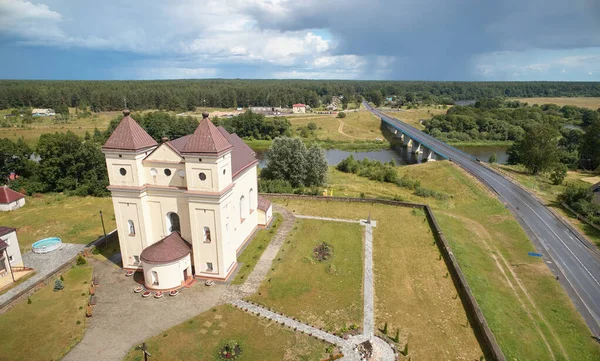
(32, 237), (61, 249)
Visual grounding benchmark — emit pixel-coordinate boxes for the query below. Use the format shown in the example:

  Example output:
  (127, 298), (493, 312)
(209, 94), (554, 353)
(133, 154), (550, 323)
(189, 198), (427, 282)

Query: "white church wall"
(142, 254), (191, 290)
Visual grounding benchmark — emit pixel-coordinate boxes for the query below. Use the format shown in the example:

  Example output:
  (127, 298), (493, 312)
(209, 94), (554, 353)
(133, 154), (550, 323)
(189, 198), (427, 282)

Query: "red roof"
(0, 226), (16, 238)
(293, 103), (306, 107)
(140, 232), (191, 264)
(102, 111), (158, 152)
(216, 126), (258, 177)
(257, 196), (272, 212)
(0, 186), (24, 204)
(181, 115), (232, 155)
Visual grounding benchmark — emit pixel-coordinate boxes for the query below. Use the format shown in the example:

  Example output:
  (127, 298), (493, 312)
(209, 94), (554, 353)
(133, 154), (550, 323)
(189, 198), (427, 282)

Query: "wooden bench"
(86, 305), (93, 317)
(89, 295), (97, 306)
(92, 276), (99, 286)
(89, 285), (96, 295)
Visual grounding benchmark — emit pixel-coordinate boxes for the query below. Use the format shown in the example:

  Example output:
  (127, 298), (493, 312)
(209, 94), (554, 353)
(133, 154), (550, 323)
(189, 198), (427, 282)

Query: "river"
(255, 145), (509, 167)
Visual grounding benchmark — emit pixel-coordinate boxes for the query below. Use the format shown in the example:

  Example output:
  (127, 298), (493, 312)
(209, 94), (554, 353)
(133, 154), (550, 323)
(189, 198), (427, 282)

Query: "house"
(102, 110), (272, 290)
(592, 182), (600, 205)
(0, 227), (25, 282)
(292, 104), (306, 114)
(0, 186), (25, 211)
(31, 108), (56, 117)
(257, 196), (273, 226)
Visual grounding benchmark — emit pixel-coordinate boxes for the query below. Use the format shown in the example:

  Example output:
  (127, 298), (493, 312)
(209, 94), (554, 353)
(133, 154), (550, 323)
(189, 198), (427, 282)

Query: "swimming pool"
(32, 237), (63, 254)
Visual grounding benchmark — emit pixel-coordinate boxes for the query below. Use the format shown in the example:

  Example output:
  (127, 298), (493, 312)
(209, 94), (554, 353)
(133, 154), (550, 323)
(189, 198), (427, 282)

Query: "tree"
(304, 145), (328, 186)
(262, 137), (308, 187)
(0, 138), (34, 180)
(509, 124), (560, 174)
(580, 119), (600, 171)
(488, 153), (497, 164)
(550, 163), (568, 185)
(261, 137), (327, 188)
(337, 112), (346, 118)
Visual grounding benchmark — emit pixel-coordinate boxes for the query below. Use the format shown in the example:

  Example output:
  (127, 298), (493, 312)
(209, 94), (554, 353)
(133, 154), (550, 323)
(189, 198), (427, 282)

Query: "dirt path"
(440, 212), (569, 361)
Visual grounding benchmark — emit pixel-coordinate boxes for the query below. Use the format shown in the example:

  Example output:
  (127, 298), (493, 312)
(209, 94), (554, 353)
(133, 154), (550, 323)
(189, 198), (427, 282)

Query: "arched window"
(166, 212), (180, 233)
(128, 220), (135, 236)
(249, 188), (254, 211)
(239, 196), (246, 220)
(203, 226), (211, 243)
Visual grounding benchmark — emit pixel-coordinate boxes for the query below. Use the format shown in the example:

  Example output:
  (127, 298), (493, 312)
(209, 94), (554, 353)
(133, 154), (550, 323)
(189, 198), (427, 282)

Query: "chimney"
(161, 137), (169, 143)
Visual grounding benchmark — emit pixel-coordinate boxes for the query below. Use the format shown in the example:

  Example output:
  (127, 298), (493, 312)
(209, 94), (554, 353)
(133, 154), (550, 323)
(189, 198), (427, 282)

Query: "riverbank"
(447, 140), (513, 147)
(246, 138), (391, 152)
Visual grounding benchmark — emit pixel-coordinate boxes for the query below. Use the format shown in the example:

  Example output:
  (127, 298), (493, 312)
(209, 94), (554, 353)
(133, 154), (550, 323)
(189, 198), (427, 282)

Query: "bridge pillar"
(423, 148), (436, 162)
(412, 141), (422, 154)
(403, 137), (412, 148)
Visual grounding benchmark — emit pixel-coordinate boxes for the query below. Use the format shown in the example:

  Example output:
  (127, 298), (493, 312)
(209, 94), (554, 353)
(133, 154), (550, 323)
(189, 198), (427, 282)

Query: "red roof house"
(0, 186), (25, 211)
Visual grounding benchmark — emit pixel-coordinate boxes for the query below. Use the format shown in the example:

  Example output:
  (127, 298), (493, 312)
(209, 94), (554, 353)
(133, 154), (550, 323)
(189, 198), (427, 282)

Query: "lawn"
(269, 199), (484, 360)
(492, 163), (600, 248)
(0, 110), (119, 146)
(0, 263), (92, 361)
(288, 110), (387, 141)
(0, 194), (115, 253)
(121, 304), (328, 361)
(383, 105), (449, 130)
(248, 219), (364, 332)
(510, 97), (600, 110)
(231, 213), (283, 285)
(317, 162), (600, 360)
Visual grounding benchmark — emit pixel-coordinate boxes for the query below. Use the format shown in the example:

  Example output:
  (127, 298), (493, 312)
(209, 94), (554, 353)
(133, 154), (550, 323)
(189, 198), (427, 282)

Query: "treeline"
(1, 80), (600, 111)
(558, 183), (600, 224)
(423, 99), (598, 143)
(3, 132), (109, 197)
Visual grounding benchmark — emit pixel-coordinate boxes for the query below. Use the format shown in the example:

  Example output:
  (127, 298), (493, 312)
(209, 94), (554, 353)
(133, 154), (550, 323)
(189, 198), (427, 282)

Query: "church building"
(102, 110), (272, 290)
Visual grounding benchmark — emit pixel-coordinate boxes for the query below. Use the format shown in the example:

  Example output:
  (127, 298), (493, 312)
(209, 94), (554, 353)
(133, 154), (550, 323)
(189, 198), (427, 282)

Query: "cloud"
(0, 0), (599, 80)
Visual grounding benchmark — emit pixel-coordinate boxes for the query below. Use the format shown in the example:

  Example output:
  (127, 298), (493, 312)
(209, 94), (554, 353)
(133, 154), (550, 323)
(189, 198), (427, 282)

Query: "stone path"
(229, 214), (394, 361)
(0, 243), (85, 310)
(223, 204), (296, 300)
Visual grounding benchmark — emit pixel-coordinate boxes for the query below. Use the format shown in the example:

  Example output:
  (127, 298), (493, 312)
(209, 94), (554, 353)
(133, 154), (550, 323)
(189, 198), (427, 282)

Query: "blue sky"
(0, 0), (599, 81)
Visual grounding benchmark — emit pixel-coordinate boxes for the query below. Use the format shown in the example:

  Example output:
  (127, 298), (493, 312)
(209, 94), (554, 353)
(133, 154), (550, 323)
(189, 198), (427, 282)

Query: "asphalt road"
(366, 103), (600, 336)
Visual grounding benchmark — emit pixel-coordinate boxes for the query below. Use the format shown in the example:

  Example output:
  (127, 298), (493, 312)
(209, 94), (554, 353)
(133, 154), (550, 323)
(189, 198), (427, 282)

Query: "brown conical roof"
(140, 232), (191, 264)
(181, 115), (232, 155)
(0, 186), (24, 204)
(102, 110), (158, 152)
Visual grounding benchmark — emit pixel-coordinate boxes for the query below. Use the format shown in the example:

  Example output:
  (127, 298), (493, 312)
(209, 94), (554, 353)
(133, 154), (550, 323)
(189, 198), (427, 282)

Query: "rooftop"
(102, 110), (158, 152)
(0, 226), (16, 238)
(140, 232), (191, 264)
(257, 196), (272, 211)
(0, 186), (25, 204)
(181, 113), (233, 155)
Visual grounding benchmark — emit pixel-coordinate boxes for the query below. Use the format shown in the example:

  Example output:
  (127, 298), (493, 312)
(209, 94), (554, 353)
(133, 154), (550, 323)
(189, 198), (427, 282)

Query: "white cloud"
(589, 72), (593, 76)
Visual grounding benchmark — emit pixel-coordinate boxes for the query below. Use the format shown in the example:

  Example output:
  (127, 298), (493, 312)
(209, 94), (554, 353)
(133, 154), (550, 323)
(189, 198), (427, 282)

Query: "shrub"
(550, 163), (568, 185)
(488, 153), (497, 164)
(27, 297), (32, 304)
(307, 122), (317, 131)
(337, 112), (346, 118)
(76, 254), (87, 265)
(414, 187), (449, 200)
(53, 279), (64, 292)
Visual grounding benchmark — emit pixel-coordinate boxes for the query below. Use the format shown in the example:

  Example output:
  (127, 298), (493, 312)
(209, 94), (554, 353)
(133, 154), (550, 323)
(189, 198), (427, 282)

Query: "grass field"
(248, 219), (364, 332)
(231, 213), (283, 285)
(0, 110), (119, 146)
(383, 106), (449, 130)
(121, 304), (328, 361)
(0, 194), (115, 253)
(492, 164), (600, 248)
(511, 97), (600, 110)
(0, 263), (92, 361)
(316, 162), (600, 360)
(288, 110), (386, 141)
(270, 199), (483, 360)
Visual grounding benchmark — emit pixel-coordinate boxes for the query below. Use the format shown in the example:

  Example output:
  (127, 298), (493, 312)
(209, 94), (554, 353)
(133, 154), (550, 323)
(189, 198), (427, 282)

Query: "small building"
(257, 196), (273, 227)
(249, 106), (284, 115)
(592, 182), (600, 205)
(31, 108), (56, 117)
(0, 186), (25, 211)
(292, 104), (306, 114)
(0, 227), (24, 280)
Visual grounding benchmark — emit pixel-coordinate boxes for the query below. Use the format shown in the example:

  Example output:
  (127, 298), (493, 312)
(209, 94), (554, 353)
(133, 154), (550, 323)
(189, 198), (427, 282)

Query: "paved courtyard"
(0, 243), (85, 309)
(63, 258), (226, 361)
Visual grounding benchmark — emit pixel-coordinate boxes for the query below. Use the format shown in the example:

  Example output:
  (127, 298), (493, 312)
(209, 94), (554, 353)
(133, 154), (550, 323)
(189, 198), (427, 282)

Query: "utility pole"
(99, 210), (107, 246)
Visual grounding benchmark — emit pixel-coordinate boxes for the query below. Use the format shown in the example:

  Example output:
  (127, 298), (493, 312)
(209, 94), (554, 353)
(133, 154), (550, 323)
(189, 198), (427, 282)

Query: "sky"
(0, 0), (599, 81)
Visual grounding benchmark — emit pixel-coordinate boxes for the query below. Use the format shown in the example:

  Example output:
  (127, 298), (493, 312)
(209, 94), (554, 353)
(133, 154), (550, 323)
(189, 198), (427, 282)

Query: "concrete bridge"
(366, 102), (600, 336)
(383, 122), (445, 161)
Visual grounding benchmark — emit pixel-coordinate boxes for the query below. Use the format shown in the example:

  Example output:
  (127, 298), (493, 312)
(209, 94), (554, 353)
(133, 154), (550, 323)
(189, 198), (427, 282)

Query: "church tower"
(102, 110), (158, 269)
